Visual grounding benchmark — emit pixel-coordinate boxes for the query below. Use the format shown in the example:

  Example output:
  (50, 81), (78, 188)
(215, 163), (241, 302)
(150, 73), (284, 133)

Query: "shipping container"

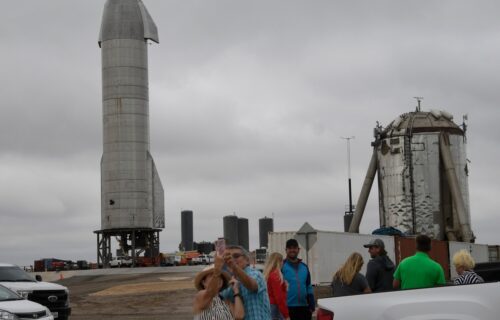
(34, 260), (45, 272)
(269, 223), (497, 284)
(488, 245), (500, 262)
(448, 241), (489, 279)
(395, 236), (450, 280)
(268, 224), (395, 285)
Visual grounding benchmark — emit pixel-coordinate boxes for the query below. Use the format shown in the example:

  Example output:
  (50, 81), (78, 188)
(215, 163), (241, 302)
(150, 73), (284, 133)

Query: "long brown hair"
(263, 252), (284, 282)
(333, 252), (364, 285)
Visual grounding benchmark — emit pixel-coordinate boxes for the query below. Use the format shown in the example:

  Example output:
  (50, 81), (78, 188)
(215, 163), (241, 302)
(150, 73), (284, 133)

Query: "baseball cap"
(286, 239), (299, 248)
(363, 238), (385, 249)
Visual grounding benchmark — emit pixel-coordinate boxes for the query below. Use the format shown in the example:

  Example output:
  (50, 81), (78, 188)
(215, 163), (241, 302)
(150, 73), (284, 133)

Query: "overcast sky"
(1, 1), (499, 266)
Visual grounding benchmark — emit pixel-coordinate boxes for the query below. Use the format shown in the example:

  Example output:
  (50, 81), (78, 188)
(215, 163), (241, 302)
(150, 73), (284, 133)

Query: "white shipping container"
(448, 241), (489, 280)
(268, 224), (396, 285)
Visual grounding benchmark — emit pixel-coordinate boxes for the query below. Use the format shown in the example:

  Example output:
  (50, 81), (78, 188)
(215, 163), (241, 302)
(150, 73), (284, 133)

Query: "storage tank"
(181, 210), (193, 251)
(238, 218), (250, 250)
(223, 215), (239, 245)
(259, 217), (274, 248)
(237, 218), (249, 250)
(374, 109), (473, 241)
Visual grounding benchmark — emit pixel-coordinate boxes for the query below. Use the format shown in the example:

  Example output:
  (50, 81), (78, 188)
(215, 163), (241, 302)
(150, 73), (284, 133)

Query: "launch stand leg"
(95, 228), (161, 268)
(95, 231), (111, 268)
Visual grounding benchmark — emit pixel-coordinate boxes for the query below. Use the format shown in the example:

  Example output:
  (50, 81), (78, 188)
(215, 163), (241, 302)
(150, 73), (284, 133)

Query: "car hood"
(0, 281), (67, 291)
(0, 298), (47, 313)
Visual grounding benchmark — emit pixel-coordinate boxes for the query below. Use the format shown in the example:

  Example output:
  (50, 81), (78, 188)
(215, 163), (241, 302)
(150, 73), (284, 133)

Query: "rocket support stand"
(95, 228), (161, 268)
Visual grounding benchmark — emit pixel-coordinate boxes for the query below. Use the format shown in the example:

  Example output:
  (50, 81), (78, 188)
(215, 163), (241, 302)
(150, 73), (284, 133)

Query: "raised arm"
(224, 251), (258, 292)
(227, 277), (245, 320)
(193, 256), (225, 313)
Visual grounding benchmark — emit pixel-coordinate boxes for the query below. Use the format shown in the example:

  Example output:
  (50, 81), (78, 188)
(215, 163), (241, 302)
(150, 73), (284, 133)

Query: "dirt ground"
(56, 270), (333, 320)
(57, 271), (197, 320)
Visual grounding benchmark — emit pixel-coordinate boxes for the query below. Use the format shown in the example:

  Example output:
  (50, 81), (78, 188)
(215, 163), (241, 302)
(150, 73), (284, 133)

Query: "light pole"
(341, 136), (355, 214)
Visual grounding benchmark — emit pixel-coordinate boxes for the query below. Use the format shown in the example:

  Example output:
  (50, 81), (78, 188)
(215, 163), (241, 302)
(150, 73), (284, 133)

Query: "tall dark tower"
(181, 210), (194, 251)
(259, 217), (274, 248)
(223, 215), (239, 246)
(237, 217), (249, 251)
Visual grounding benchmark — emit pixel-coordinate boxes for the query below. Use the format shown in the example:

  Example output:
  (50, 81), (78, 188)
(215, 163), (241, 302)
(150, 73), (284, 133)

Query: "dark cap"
(363, 238), (385, 249)
(286, 238), (299, 248)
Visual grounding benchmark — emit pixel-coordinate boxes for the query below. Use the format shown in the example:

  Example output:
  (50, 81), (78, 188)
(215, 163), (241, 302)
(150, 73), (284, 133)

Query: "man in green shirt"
(393, 235), (446, 290)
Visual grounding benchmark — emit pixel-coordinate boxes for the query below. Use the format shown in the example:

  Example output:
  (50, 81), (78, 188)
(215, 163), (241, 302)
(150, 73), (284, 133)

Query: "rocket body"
(99, 0), (164, 230)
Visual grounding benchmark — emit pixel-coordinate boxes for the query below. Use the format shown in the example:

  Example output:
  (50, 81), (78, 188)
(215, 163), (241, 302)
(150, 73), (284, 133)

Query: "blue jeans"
(271, 304), (285, 320)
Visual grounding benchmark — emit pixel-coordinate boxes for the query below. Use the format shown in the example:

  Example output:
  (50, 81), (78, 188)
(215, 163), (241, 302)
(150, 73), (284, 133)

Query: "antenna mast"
(414, 96), (423, 112)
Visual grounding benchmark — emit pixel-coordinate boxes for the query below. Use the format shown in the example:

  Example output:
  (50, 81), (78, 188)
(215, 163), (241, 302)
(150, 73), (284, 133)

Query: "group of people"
(193, 235), (484, 320)
(193, 240), (314, 320)
(331, 234), (484, 298)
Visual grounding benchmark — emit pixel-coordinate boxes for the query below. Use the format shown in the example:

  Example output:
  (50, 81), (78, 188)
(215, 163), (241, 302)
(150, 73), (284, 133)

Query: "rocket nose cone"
(98, 0), (158, 46)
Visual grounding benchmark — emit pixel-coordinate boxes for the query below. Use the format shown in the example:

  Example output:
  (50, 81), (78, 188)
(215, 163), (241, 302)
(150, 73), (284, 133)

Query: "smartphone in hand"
(215, 238), (226, 257)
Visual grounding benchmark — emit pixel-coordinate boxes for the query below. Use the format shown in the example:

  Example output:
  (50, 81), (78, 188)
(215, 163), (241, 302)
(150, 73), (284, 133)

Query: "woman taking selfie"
(193, 255), (244, 320)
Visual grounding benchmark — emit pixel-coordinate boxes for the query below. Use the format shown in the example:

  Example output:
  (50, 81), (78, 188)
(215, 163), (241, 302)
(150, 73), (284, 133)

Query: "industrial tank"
(259, 217), (274, 248)
(223, 215), (239, 245)
(238, 218), (249, 250)
(181, 210), (194, 251)
(375, 110), (472, 241)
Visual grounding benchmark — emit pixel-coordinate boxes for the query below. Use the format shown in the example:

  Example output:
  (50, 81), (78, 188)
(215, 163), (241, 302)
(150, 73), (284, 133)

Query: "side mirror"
(35, 275), (42, 281)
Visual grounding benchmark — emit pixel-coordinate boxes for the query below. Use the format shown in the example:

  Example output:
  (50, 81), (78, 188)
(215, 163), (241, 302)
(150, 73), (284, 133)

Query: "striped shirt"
(194, 295), (233, 320)
(454, 270), (484, 285)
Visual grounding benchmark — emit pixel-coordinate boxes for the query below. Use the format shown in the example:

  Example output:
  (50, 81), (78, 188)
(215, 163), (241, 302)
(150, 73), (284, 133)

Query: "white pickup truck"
(0, 284), (54, 320)
(317, 282), (500, 320)
(0, 263), (71, 319)
(109, 256), (133, 268)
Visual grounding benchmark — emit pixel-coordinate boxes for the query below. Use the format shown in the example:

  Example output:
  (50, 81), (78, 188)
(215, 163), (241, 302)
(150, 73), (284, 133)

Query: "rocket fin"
(138, 0), (159, 43)
(148, 152), (165, 228)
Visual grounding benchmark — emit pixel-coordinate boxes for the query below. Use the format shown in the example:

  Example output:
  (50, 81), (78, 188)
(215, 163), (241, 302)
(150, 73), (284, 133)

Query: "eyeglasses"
(232, 253), (243, 259)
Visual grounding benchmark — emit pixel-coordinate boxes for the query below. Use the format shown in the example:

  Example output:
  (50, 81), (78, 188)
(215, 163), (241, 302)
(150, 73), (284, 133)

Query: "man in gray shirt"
(364, 239), (395, 292)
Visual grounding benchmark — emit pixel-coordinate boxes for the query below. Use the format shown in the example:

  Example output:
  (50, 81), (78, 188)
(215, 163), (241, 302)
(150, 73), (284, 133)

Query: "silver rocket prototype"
(99, 0), (164, 230)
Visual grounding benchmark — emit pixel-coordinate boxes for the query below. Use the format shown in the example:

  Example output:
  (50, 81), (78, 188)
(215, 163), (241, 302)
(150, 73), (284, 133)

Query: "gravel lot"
(55, 267), (201, 320)
(51, 266), (331, 320)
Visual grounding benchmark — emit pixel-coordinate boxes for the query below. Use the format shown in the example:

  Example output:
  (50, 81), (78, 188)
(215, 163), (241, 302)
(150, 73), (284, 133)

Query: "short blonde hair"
(452, 249), (475, 270)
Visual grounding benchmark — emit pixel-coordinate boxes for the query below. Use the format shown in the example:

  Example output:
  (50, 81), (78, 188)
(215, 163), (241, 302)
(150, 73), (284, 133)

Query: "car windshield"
(0, 267), (35, 282)
(0, 285), (22, 301)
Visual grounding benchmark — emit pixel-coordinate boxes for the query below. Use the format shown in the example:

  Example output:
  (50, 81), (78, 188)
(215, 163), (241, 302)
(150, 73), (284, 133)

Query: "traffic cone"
(59, 273), (64, 280)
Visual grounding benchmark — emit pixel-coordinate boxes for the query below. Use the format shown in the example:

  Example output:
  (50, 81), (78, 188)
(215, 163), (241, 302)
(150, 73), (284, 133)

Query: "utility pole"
(341, 136), (355, 214)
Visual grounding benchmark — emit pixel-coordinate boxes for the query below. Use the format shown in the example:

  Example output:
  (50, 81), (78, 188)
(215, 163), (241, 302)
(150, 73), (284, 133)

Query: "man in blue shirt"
(282, 239), (315, 320)
(221, 245), (271, 319)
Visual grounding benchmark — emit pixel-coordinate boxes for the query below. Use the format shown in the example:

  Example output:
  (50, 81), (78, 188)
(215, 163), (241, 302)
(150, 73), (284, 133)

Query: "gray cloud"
(1, 0), (499, 266)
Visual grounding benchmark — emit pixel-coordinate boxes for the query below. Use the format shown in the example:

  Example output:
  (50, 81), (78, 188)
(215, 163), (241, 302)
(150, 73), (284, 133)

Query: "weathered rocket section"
(349, 108), (474, 242)
(95, 0), (165, 267)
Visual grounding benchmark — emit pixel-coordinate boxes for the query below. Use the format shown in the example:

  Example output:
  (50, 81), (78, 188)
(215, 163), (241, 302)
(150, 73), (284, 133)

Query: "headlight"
(0, 309), (19, 320)
(16, 290), (32, 299)
(44, 307), (54, 320)
(65, 289), (70, 307)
